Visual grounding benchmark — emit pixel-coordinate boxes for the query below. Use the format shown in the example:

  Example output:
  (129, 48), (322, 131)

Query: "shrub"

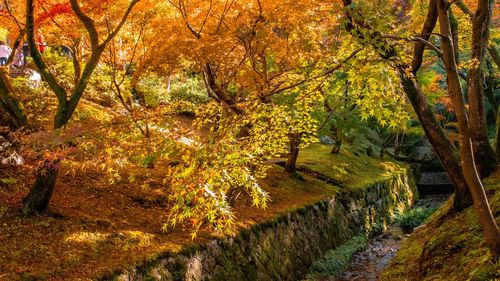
(395, 207), (437, 230)
(169, 76), (210, 105)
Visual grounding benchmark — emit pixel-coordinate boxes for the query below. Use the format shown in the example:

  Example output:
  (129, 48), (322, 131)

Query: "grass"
(0, 143), (405, 280)
(379, 170), (500, 281)
(304, 235), (368, 281)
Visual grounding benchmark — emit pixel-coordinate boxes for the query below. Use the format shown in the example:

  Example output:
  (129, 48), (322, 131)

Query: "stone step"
(417, 172), (454, 195)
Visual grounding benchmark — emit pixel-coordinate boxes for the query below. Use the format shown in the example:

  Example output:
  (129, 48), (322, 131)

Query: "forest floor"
(0, 143), (404, 280)
(379, 171), (500, 281)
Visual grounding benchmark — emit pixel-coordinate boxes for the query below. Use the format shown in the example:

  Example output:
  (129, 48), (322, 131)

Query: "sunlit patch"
(64, 230), (155, 248)
(122, 230), (155, 247)
(65, 231), (109, 244)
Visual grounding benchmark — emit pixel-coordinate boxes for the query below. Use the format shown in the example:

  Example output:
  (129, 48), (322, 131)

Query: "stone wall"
(108, 169), (417, 281)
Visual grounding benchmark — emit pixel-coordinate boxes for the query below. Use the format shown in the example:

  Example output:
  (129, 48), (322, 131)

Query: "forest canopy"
(0, 0), (499, 264)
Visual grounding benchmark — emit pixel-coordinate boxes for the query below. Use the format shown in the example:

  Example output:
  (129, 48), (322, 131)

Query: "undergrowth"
(304, 235), (367, 281)
(395, 206), (437, 230)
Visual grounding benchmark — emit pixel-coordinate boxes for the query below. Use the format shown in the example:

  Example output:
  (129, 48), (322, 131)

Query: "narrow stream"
(334, 194), (450, 281)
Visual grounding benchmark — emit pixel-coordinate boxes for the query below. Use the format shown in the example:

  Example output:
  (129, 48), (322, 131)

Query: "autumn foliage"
(0, 0), (499, 277)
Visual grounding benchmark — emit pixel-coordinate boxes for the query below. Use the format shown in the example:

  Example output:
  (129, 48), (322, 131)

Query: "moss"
(239, 228), (251, 242)
(298, 144), (407, 189)
(380, 176), (500, 281)
(179, 243), (206, 258)
(305, 235), (367, 280)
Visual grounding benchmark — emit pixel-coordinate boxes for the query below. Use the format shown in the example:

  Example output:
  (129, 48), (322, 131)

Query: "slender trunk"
(285, 132), (301, 175)
(71, 48), (81, 86)
(496, 106), (500, 158)
(342, 0), (472, 211)
(487, 45), (500, 71)
(437, 0), (499, 256)
(399, 71), (473, 210)
(483, 70), (497, 117)
(331, 124), (342, 154)
(0, 68), (28, 128)
(22, 162), (59, 214)
(466, 0), (498, 177)
(394, 134), (403, 156)
(6, 30), (25, 66)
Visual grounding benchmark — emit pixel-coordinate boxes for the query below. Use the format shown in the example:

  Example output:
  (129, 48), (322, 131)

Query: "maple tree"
(0, 0), (497, 261)
(0, 0), (141, 214)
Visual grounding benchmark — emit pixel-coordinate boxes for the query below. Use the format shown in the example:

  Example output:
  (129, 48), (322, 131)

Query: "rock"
(1, 151), (25, 165)
(0, 136), (24, 166)
(319, 135), (335, 145)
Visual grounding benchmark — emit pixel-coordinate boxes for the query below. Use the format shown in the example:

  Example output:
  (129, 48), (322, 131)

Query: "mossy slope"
(380, 174), (500, 281)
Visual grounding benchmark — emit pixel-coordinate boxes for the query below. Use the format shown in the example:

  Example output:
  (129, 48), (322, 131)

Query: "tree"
(341, 0), (499, 256)
(0, 0), (28, 128)
(22, 0), (140, 214)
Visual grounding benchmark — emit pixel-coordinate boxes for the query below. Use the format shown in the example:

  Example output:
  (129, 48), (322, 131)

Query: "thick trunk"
(22, 163), (59, 214)
(437, 0), (499, 256)
(467, 0), (498, 177)
(285, 133), (301, 175)
(483, 73), (498, 117)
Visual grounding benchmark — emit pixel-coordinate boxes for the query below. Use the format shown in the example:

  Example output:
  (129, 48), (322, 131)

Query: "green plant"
(395, 207), (437, 230)
(305, 235), (367, 280)
(370, 219), (386, 236)
(137, 72), (170, 107)
(169, 76), (209, 105)
(0, 177), (17, 185)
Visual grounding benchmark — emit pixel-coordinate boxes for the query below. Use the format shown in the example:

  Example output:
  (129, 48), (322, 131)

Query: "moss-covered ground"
(298, 143), (406, 189)
(379, 171), (500, 281)
(0, 143), (405, 280)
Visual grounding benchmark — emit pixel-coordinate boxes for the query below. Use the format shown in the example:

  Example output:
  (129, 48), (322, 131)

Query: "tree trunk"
(455, 1), (499, 178)
(495, 106), (500, 158)
(285, 133), (301, 175)
(22, 162), (59, 214)
(6, 30), (26, 66)
(399, 71), (473, 210)
(394, 134), (403, 156)
(0, 68), (28, 128)
(466, 0), (498, 178)
(342, 0), (473, 211)
(330, 123), (342, 154)
(22, 0), (139, 214)
(466, 0), (498, 177)
(437, 0), (499, 256)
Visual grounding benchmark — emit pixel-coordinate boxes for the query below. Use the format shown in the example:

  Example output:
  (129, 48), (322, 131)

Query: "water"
(333, 194), (449, 281)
